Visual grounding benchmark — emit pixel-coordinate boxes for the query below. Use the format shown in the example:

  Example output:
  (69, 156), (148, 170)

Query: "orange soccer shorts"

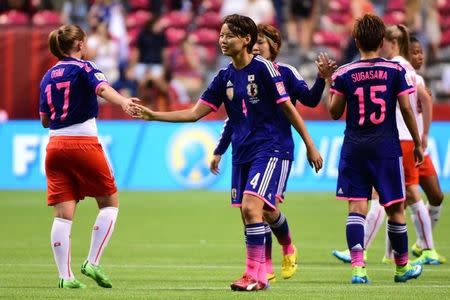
(400, 140), (420, 186)
(419, 154), (437, 178)
(45, 136), (117, 206)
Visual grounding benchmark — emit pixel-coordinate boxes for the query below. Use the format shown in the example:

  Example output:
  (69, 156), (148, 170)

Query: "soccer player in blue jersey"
(40, 24), (136, 289)
(209, 23), (335, 283)
(130, 14), (324, 291)
(327, 14), (424, 283)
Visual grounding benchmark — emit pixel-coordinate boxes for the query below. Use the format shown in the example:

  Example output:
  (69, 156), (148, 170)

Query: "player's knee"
(428, 191), (444, 206)
(263, 209), (280, 224)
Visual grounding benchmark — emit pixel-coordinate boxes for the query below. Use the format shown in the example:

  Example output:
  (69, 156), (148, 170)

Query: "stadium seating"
(0, 10), (29, 25)
(160, 10), (192, 29)
(31, 10), (62, 26)
(194, 11), (221, 30)
(128, 0), (151, 10)
(165, 27), (187, 46)
(126, 10), (152, 29)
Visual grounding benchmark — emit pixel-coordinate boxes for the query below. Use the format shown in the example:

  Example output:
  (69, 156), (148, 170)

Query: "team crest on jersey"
(226, 80), (234, 100)
(247, 74), (259, 102)
(247, 82), (258, 97)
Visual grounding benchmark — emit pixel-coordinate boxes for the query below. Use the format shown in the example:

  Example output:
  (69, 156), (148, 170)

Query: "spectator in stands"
(88, 0), (128, 65)
(341, 0), (375, 64)
(423, 0), (441, 61)
(87, 22), (120, 85)
(61, 0), (90, 30)
(164, 34), (205, 101)
(135, 15), (169, 109)
(285, 0), (318, 57)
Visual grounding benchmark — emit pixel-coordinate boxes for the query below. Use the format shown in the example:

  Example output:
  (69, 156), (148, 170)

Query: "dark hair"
(257, 24), (282, 61)
(48, 25), (86, 60)
(385, 24), (411, 61)
(222, 14), (257, 53)
(352, 14), (385, 52)
(409, 36), (420, 44)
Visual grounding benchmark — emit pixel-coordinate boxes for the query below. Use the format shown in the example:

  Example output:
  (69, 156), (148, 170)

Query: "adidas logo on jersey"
(338, 188), (343, 194)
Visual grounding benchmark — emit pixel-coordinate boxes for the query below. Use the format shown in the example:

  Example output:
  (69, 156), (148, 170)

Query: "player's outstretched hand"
(306, 145), (323, 173)
(128, 102), (155, 120)
(414, 145), (424, 167)
(209, 154), (221, 175)
(315, 52), (335, 80)
(122, 97), (141, 115)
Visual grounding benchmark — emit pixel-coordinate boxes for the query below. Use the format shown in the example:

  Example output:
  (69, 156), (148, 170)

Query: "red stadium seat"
(385, 0), (405, 12)
(126, 10), (152, 29)
(382, 11), (406, 26)
(165, 27), (187, 46)
(202, 45), (218, 65)
(326, 11), (351, 25)
(0, 10), (29, 25)
(203, 0), (223, 12)
(32, 10), (62, 26)
(160, 11), (192, 29)
(195, 11), (221, 30)
(440, 29), (450, 48)
(328, 0), (351, 12)
(127, 27), (141, 47)
(129, 0), (151, 10)
(313, 30), (342, 48)
(190, 28), (218, 46)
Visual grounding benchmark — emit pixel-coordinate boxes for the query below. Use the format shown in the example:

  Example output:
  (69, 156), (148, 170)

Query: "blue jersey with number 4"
(200, 56), (291, 164)
(330, 58), (415, 158)
(39, 57), (109, 130)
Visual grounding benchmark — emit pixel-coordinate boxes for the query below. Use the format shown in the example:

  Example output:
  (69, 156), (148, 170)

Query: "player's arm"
(417, 84), (432, 149)
(97, 84), (137, 112)
(40, 113), (50, 128)
(328, 92), (346, 120)
(131, 100), (212, 122)
(210, 119), (232, 175)
(398, 93), (424, 165)
(280, 100), (323, 172)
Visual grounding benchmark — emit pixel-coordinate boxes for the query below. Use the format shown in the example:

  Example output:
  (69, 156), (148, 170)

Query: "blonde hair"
(48, 25), (86, 59)
(385, 24), (410, 61)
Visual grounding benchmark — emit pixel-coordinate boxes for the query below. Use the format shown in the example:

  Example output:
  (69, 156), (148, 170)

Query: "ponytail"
(385, 24), (410, 61)
(48, 25), (86, 60)
(396, 24), (410, 62)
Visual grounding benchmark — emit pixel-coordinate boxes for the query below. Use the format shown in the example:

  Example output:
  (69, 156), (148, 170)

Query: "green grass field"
(0, 191), (449, 299)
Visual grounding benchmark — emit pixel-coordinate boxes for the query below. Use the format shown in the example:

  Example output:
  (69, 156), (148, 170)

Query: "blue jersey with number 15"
(330, 57), (415, 158)
(39, 57), (109, 130)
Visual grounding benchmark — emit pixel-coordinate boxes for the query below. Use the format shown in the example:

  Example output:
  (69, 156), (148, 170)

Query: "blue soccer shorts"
(336, 156), (406, 207)
(231, 156), (282, 210)
(275, 159), (292, 203)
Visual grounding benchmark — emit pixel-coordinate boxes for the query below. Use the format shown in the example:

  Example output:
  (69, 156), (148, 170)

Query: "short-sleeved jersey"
(39, 57), (109, 130)
(330, 57), (415, 158)
(392, 56), (419, 141)
(415, 74), (425, 136)
(201, 56), (291, 164)
(213, 61), (325, 161)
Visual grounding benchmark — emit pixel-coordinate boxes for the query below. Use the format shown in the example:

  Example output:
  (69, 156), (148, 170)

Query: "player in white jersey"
(380, 25), (439, 265)
(407, 37), (445, 263)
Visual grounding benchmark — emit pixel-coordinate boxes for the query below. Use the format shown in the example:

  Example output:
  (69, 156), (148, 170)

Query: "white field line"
(0, 263), (449, 273)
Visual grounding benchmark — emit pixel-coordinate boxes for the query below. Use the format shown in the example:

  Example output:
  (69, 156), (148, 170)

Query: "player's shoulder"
(276, 62), (304, 80)
(254, 55), (280, 77)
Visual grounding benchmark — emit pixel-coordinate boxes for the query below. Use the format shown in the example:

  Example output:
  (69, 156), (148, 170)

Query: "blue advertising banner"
(0, 120), (449, 191)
